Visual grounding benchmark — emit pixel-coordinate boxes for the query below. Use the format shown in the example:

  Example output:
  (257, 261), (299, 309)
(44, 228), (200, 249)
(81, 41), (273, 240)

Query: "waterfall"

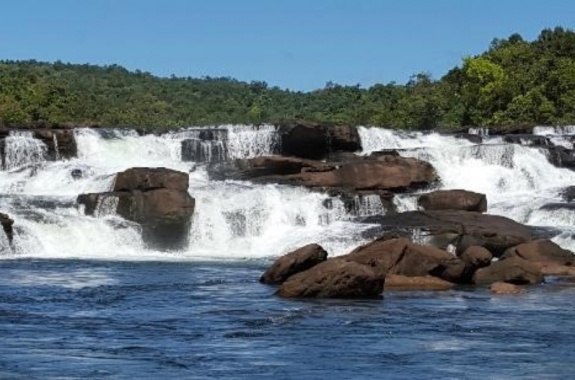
(1, 124), (574, 260)
(3, 131), (47, 170)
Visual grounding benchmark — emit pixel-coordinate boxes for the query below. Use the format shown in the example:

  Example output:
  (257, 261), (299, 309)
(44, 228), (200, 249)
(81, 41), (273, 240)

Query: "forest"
(1, 27), (575, 132)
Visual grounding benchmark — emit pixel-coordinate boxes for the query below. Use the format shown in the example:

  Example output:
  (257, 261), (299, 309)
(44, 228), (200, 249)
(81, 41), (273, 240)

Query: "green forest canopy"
(1, 27), (575, 132)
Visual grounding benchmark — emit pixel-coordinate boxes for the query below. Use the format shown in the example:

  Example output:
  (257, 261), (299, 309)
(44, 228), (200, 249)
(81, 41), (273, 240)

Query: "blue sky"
(0, 0), (573, 90)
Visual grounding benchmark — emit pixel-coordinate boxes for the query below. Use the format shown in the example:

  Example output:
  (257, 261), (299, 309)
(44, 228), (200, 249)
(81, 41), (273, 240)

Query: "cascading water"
(1, 124), (575, 261)
(358, 126), (575, 251)
(0, 125), (370, 260)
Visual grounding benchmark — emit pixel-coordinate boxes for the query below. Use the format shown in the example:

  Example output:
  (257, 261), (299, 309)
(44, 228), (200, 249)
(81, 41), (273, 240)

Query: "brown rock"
(114, 167), (189, 192)
(501, 239), (575, 267)
(384, 275), (454, 291)
(473, 257), (543, 285)
(489, 281), (526, 294)
(78, 168), (194, 251)
(260, 244), (328, 285)
(417, 190), (487, 213)
(460, 246), (493, 268)
(342, 238), (466, 283)
(276, 259), (384, 299)
(210, 155), (437, 193)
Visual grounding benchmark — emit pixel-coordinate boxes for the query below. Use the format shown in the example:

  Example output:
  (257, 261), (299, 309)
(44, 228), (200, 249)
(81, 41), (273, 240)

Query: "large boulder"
(500, 239), (575, 275)
(260, 244), (328, 285)
(276, 259), (384, 299)
(342, 238), (466, 283)
(278, 122), (361, 159)
(113, 167), (189, 192)
(362, 210), (536, 257)
(210, 155), (437, 193)
(78, 168), (195, 251)
(473, 257), (543, 285)
(417, 190), (487, 212)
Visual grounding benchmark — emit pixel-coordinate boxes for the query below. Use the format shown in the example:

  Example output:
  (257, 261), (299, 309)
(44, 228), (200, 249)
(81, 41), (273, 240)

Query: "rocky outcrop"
(278, 122), (361, 159)
(384, 275), (454, 291)
(260, 244), (328, 285)
(361, 210), (536, 256)
(473, 257), (543, 285)
(0, 212), (14, 243)
(342, 238), (466, 283)
(78, 167), (195, 251)
(276, 259), (384, 299)
(417, 190), (487, 212)
(210, 154), (437, 193)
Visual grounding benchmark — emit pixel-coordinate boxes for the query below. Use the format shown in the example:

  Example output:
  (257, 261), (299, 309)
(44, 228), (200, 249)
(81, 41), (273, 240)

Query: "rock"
(503, 134), (552, 146)
(459, 246), (493, 282)
(276, 259), (384, 299)
(342, 238), (466, 283)
(562, 186), (575, 202)
(33, 129), (77, 159)
(453, 133), (482, 144)
(278, 122), (361, 159)
(544, 146), (575, 169)
(489, 281), (526, 294)
(362, 210), (536, 257)
(78, 168), (194, 251)
(417, 190), (487, 212)
(210, 154), (437, 193)
(384, 275), (454, 291)
(71, 168), (83, 179)
(260, 244), (328, 285)
(0, 212), (14, 243)
(113, 167), (189, 192)
(473, 256), (543, 285)
(501, 239), (575, 267)
(460, 246), (493, 269)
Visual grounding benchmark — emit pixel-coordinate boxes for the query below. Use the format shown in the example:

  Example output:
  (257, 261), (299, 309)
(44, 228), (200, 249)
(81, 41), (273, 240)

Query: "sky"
(0, 0), (573, 91)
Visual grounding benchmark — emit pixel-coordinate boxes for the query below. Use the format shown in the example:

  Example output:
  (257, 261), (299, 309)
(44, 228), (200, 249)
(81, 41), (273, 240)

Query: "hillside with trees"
(1, 27), (575, 131)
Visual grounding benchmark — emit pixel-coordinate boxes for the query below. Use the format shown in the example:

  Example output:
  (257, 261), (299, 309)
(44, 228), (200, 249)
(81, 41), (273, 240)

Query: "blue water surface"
(1, 259), (574, 379)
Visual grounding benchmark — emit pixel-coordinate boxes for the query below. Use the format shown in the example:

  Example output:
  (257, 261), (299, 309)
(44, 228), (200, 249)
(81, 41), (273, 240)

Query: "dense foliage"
(1, 27), (575, 131)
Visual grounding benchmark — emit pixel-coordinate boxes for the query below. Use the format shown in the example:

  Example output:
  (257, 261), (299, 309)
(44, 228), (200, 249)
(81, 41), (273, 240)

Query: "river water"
(1, 126), (574, 379)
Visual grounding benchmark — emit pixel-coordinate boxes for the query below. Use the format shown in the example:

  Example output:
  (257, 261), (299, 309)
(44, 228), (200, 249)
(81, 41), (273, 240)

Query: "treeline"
(1, 27), (575, 131)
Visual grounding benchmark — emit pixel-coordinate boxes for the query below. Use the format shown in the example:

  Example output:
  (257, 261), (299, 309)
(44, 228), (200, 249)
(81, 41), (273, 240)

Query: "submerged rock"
(384, 274), (454, 291)
(489, 281), (526, 295)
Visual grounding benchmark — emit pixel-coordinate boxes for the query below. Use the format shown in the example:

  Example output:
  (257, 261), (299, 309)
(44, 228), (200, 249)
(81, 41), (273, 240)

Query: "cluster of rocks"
(260, 191), (575, 299)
